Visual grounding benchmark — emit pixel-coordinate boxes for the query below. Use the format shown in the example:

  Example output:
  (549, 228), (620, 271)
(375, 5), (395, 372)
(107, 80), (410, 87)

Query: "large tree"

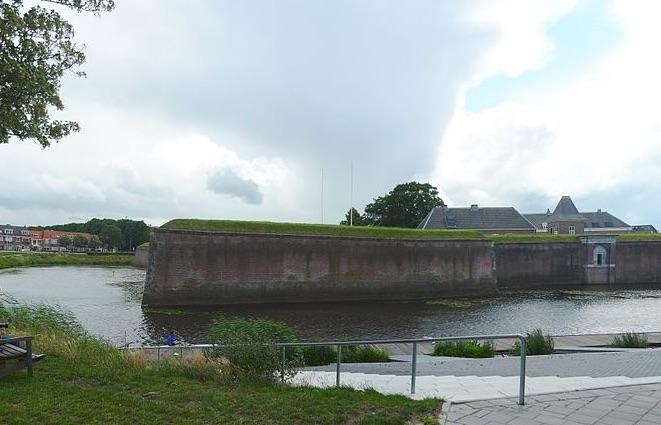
(363, 181), (444, 228)
(0, 0), (114, 147)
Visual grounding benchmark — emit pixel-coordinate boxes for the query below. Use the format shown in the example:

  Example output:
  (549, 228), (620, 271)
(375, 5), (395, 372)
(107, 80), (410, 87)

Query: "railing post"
(157, 346), (161, 362)
(281, 346), (286, 382)
(26, 337), (33, 378)
(411, 341), (417, 394)
(336, 344), (342, 387)
(519, 336), (527, 405)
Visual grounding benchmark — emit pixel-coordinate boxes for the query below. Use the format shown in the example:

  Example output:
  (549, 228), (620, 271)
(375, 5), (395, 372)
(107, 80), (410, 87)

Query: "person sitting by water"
(166, 331), (184, 346)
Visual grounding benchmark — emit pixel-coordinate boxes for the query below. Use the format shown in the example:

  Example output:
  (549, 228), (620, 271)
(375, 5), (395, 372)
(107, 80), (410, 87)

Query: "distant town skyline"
(1, 0), (660, 228)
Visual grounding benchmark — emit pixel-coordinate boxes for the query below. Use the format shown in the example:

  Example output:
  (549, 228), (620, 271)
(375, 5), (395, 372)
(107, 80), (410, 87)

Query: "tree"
(99, 224), (122, 250)
(72, 234), (87, 249)
(339, 208), (366, 226)
(363, 181), (444, 228)
(57, 235), (71, 249)
(1, 0), (114, 147)
(88, 234), (101, 250)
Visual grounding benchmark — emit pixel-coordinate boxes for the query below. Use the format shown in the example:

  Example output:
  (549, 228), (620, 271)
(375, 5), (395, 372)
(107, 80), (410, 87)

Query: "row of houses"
(0, 224), (93, 252)
(418, 196), (657, 235)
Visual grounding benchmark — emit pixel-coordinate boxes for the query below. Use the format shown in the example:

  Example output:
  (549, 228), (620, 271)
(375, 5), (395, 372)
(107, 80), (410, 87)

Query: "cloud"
(433, 0), (661, 227)
(207, 169), (263, 205)
(6, 1), (658, 228)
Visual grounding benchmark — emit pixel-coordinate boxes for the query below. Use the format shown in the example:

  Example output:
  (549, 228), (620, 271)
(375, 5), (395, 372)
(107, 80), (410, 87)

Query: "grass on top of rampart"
(492, 233), (661, 243)
(0, 252), (133, 270)
(162, 219), (486, 240)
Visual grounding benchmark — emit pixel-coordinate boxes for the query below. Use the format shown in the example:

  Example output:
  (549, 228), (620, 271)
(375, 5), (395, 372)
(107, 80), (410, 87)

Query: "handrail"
(130, 333), (528, 405)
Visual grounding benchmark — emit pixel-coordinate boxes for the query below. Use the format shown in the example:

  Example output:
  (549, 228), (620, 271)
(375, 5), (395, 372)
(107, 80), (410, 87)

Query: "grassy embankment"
(163, 219), (485, 240)
(0, 305), (440, 425)
(163, 219), (661, 242)
(0, 252), (133, 270)
(492, 233), (661, 243)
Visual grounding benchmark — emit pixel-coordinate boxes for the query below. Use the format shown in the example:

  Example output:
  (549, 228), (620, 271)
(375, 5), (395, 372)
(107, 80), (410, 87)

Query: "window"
(605, 221), (613, 228)
(4, 229), (13, 235)
(593, 245), (608, 266)
(569, 225), (576, 235)
(542, 222), (548, 230)
(591, 222), (601, 228)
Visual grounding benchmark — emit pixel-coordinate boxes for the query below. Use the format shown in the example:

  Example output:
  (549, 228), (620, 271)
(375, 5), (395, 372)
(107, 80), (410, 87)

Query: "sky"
(2, 0), (660, 228)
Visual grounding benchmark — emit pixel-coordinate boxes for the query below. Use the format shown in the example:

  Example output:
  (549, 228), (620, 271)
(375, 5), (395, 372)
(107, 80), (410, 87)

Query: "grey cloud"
(207, 169), (263, 205)
(61, 1), (497, 221)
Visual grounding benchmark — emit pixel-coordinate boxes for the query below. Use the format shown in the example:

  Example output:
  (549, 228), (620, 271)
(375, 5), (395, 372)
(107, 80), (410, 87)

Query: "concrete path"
(444, 383), (661, 425)
(307, 350), (661, 378)
(290, 371), (661, 402)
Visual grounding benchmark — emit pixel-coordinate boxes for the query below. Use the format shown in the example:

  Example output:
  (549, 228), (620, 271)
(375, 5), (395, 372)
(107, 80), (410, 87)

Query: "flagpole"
(349, 162), (353, 226)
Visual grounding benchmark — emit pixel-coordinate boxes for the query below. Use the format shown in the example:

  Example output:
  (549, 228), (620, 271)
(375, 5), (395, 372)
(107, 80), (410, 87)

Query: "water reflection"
(2, 266), (661, 346)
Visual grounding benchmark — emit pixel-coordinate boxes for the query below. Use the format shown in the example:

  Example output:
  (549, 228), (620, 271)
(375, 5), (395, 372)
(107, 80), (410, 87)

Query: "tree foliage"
(0, 0), (114, 147)
(35, 218), (150, 251)
(363, 181), (444, 228)
(339, 207), (366, 226)
(56, 235), (71, 248)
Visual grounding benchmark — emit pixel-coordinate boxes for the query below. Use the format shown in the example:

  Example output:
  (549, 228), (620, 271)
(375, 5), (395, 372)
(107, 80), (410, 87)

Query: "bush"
(207, 317), (301, 380)
(342, 345), (390, 363)
(611, 332), (649, 348)
(301, 345), (338, 366)
(431, 340), (495, 358)
(512, 329), (554, 356)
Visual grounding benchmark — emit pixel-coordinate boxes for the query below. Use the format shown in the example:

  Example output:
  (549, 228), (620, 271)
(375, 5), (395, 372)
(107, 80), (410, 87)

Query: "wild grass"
(512, 329), (555, 356)
(0, 304), (440, 424)
(162, 219), (485, 240)
(431, 340), (495, 358)
(0, 252), (133, 270)
(611, 332), (649, 348)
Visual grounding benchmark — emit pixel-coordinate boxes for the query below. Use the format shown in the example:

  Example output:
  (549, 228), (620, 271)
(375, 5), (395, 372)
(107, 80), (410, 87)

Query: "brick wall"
(494, 242), (583, 288)
(143, 229), (496, 306)
(615, 242), (661, 284)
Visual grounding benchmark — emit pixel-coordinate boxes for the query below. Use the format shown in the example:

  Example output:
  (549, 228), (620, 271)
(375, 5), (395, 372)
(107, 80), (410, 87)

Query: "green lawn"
(0, 252), (133, 270)
(162, 219), (485, 240)
(0, 307), (440, 425)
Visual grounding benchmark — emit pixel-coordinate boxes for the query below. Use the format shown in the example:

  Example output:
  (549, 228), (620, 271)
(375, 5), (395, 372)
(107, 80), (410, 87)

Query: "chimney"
(597, 209), (602, 213)
(470, 204), (479, 211)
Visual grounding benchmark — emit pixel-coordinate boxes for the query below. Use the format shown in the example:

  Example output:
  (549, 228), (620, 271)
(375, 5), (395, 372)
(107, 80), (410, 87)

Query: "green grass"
(611, 332), (649, 348)
(0, 252), (133, 270)
(0, 304), (439, 425)
(616, 233), (661, 241)
(162, 219), (485, 240)
(431, 340), (495, 358)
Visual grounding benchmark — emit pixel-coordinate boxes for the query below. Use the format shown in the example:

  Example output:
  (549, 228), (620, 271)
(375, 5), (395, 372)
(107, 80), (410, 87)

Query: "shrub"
(207, 317), (301, 380)
(431, 340), (495, 358)
(342, 345), (390, 363)
(512, 329), (554, 356)
(301, 345), (338, 366)
(611, 332), (649, 348)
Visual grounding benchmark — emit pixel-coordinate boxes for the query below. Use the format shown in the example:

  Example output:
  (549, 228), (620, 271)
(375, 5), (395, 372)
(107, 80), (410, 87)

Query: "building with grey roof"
(1, 224), (32, 251)
(522, 196), (632, 235)
(417, 204), (536, 233)
(418, 196), (634, 235)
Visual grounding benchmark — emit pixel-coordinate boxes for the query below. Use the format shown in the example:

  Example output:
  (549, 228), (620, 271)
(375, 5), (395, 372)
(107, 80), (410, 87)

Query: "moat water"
(2, 266), (661, 347)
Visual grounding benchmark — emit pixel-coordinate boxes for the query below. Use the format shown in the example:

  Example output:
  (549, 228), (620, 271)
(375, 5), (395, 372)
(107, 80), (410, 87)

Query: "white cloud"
(435, 0), (661, 225)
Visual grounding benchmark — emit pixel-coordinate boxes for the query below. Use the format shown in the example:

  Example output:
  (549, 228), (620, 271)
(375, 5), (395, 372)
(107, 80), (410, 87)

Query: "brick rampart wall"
(615, 242), (661, 283)
(494, 242), (583, 288)
(143, 229), (496, 306)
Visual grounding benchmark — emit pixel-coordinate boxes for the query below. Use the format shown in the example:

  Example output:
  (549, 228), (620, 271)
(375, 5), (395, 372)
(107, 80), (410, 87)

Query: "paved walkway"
(307, 350), (661, 378)
(444, 383), (661, 425)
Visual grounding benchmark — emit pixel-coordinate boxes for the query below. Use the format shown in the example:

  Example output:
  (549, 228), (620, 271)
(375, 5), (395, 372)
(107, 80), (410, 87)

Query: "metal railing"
(131, 333), (528, 405)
